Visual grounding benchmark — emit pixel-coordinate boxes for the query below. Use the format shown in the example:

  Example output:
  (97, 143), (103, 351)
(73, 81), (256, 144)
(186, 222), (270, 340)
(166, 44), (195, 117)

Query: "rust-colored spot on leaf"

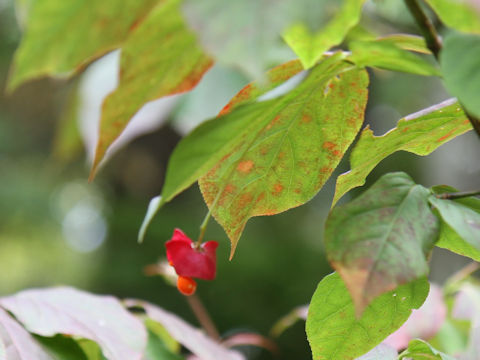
(301, 114), (312, 124)
(260, 146), (269, 155)
(268, 59), (303, 83)
(294, 188), (302, 194)
(238, 192), (253, 208)
(322, 141), (342, 158)
(272, 183), (284, 195)
(266, 115), (282, 130)
(237, 160), (254, 174)
(402, 127), (410, 133)
(437, 129), (455, 142)
(278, 151), (286, 159)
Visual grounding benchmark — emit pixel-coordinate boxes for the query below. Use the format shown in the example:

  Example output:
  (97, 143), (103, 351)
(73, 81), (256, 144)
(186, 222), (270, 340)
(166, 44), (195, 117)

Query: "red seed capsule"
(177, 276), (197, 296)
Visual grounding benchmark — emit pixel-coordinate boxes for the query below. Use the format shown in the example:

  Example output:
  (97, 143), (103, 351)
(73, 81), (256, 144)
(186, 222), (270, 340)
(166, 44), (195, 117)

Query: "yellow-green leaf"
(425, 0), (480, 34)
(283, 0), (366, 69)
(333, 99), (472, 206)
(90, 0), (212, 178)
(8, 0), (159, 91)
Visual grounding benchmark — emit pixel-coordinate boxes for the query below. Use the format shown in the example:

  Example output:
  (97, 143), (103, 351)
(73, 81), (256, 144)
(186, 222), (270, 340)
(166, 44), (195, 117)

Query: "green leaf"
(375, 34), (430, 54)
(399, 339), (456, 360)
(348, 40), (440, 76)
(8, 0), (159, 92)
(160, 59), (304, 204)
(90, 0), (212, 178)
(35, 335), (88, 360)
(284, 0), (366, 69)
(429, 197), (480, 256)
(333, 98), (471, 205)
(306, 272), (429, 360)
(431, 185), (480, 261)
(144, 329), (184, 360)
(326, 172), (439, 312)
(440, 32), (480, 118)
(425, 0), (480, 34)
(198, 56), (368, 257)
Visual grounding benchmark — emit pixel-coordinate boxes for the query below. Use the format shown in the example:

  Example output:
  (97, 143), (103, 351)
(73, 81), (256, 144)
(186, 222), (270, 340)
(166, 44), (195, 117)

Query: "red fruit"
(165, 228), (218, 280)
(177, 276), (197, 296)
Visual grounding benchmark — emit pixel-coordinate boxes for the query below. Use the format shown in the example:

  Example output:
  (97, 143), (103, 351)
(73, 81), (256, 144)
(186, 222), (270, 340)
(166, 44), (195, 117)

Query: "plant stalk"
(404, 0), (480, 137)
(186, 294), (221, 341)
(435, 190), (480, 200)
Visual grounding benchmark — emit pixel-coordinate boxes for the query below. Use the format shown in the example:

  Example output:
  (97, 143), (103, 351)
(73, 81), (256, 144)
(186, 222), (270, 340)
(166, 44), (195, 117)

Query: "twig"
(435, 190), (480, 200)
(185, 294), (221, 341)
(404, 0), (480, 137)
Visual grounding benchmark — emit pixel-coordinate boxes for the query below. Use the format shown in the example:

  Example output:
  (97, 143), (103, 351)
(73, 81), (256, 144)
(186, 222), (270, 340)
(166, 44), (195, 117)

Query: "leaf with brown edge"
(325, 172), (439, 315)
(89, 0), (212, 179)
(333, 98), (472, 206)
(197, 55), (368, 258)
(7, 0), (160, 92)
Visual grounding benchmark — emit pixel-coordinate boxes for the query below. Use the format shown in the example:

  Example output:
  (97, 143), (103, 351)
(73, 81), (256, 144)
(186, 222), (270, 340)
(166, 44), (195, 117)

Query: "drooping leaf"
(429, 198), (480, 254)
(8, 0), (159, 91)
(348, 40), (440, 76)
(326, 172), (439, 313)
(0, 287), (147, 360)
(284, 0), (366, 69)
(399, 339), (456, 360)
(126, 300), (244, 360)
(138, 196), (162, 243)
(425, 0), (480, 34)
(198, 56), (368, 257)
(440, 32), (480, 118)
(306, 272), (429, 360)
(333, 98), (471, 205)
(354, 344), (397, 360)
(0, 307), (54, 360)
(270, 305), (308, 337)
(90, 0), (213, 178)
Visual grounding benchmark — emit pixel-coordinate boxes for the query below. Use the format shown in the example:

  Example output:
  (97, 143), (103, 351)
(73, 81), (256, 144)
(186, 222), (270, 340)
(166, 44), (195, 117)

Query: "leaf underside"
(325, 172), (439, 313)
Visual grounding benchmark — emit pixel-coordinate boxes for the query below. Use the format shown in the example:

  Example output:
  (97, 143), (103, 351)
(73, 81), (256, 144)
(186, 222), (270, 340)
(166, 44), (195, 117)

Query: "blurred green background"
(1, 0), (479, 359)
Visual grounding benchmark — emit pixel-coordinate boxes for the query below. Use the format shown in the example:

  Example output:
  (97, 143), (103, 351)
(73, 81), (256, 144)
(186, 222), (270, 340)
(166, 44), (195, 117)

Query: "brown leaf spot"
(272, 183), (284, 195)
(294, 188), (302, 194)
(238, 192), (253, 208)
(268, 59), (303, 83)
(237, 160), (254, 174)
(256, 192), (266, 204)
(266, 115), (282, 130)
(260, 146), (269, 156)
(301, 114), (312, 124)
(402, 127), (410, 133)
(437, 129), (455, 142)
(322, 142), (342, 157)
(278, 151), (286, 159)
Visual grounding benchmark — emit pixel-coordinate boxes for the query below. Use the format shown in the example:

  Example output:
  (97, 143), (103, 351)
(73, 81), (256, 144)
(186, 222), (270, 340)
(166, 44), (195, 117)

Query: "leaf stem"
(195, 209), (212, 249)
(435, 190), (480, 200)
(185, 293), (221, 341)
(404, 0), (480, 137)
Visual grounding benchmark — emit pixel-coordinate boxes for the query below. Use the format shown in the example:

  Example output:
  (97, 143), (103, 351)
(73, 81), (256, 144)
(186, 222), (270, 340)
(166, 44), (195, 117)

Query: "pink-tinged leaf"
(333, 98), (472, 206)
(0, 308), (53, 360)
(126, 300), (244, 360)
(0, 287), (147, 360)
(355, 344), (397, 360)
(384, 284), (447, 350)
(326, 173), (439, 313)
(89, 0), (212, 179)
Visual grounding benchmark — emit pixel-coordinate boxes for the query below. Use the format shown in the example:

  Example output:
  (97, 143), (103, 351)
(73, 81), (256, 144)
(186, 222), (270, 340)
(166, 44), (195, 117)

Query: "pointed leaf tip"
(138, 196), (164, 243)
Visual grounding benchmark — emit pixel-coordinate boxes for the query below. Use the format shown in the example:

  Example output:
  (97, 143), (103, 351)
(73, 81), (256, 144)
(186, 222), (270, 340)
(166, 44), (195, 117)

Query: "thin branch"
(435, 190), (480, 200)
(186, 294), (221, 341)
(404, 0), (442, 58)
(404, 0), (480, 138)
